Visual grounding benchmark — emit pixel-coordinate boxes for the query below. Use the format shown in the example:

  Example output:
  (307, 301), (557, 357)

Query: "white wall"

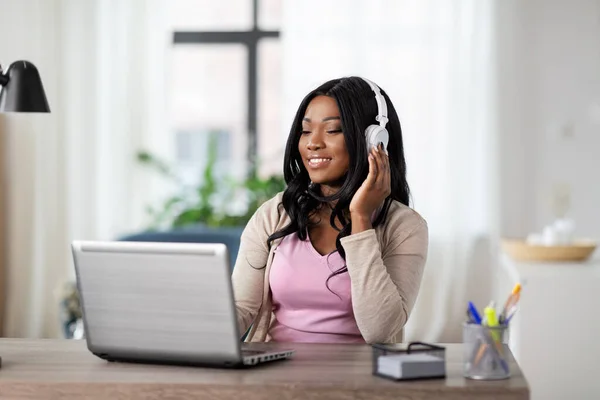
(498, 0), (600, 241)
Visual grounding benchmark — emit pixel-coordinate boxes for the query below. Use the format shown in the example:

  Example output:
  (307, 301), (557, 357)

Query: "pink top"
(268, 232), (365, 343)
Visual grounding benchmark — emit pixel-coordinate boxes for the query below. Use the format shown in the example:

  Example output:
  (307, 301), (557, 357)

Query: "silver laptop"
(71, 240), (294, 367)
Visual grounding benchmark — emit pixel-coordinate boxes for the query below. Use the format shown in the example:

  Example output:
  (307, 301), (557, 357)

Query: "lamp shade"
(0, 60), (50, 113)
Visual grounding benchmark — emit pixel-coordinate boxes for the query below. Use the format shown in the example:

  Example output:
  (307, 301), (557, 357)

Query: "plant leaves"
(138, 131), (286, 229)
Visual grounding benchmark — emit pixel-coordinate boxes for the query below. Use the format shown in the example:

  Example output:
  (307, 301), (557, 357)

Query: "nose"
(306, 132), (325, 150)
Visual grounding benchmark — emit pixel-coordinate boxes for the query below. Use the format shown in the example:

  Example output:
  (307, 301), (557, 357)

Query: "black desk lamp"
(0, 60), (50, 113)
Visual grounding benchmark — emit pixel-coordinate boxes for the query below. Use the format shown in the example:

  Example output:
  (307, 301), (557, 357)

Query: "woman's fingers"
(376, 143), (391, 194)
(366, 151), (377, 187)
(373, 145), (385, 187)
(382, 145), (390, 187)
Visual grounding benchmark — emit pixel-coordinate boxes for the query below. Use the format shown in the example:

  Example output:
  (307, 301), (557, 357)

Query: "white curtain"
(281, 0), (499, 342)
(0, 0), (171, 338)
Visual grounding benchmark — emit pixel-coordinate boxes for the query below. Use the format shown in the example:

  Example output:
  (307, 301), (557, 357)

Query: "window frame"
(172, 0), (280, 172)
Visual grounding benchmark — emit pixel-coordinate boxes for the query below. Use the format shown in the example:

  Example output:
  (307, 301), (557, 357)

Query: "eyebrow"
(302, 116), (341, 123)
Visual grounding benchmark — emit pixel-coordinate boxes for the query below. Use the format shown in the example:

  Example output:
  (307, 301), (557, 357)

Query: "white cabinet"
(499, 254), (600, 400)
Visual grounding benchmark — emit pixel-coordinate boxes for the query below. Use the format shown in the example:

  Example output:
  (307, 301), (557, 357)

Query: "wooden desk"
(0, 339), (529, 400)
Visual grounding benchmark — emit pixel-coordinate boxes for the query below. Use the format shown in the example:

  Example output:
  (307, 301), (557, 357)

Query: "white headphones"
(361, 77), (389, 154)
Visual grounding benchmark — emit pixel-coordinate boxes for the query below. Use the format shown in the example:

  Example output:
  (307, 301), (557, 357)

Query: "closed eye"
(327, 129), (342, 134)
(301, 130), (310, 134)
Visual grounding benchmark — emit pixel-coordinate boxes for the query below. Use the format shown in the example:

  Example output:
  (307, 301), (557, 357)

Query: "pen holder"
(463, 322), (510, 380)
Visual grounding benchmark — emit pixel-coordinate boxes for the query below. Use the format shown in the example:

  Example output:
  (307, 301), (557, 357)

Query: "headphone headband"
(361, 77), (389, 128)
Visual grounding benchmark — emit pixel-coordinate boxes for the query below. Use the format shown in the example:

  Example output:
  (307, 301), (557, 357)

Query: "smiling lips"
(307, 157), (332, 168)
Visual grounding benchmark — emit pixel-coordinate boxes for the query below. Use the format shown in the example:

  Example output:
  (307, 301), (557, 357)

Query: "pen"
(483, 301), (501, 343)
(500, 283), (521, 323)
(468, 301), (482, 324)
(474, 302), (498, 364)
(504, 305), (519, 324)
(485, 302), (499, 327)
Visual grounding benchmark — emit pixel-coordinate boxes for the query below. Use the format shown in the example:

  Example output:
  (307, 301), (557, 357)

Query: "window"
(169, 0), (282, 185)
(170, 44), (247, 185)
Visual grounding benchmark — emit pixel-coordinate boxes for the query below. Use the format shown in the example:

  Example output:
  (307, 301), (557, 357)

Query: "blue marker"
(468, 301), (482, 324)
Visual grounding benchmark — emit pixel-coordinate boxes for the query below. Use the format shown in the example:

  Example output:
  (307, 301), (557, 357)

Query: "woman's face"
(298, 96), (350, 191)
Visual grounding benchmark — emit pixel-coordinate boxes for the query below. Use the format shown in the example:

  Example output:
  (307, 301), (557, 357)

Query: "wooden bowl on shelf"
(501, 238), (597, 262)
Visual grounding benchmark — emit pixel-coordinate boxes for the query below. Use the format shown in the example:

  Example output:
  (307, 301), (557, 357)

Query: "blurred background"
(1, 1), (600, 395)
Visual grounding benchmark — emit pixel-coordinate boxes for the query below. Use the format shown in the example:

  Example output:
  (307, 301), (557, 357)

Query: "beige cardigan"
(231, 192), (428, 344)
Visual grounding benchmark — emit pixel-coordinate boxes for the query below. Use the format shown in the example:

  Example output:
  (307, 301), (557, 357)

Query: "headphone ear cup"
(365, 125), (389, 153)
(365, 125), (378, 151)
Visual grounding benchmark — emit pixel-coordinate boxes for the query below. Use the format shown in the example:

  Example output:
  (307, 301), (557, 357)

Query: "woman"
(232, 76), (428, 344)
